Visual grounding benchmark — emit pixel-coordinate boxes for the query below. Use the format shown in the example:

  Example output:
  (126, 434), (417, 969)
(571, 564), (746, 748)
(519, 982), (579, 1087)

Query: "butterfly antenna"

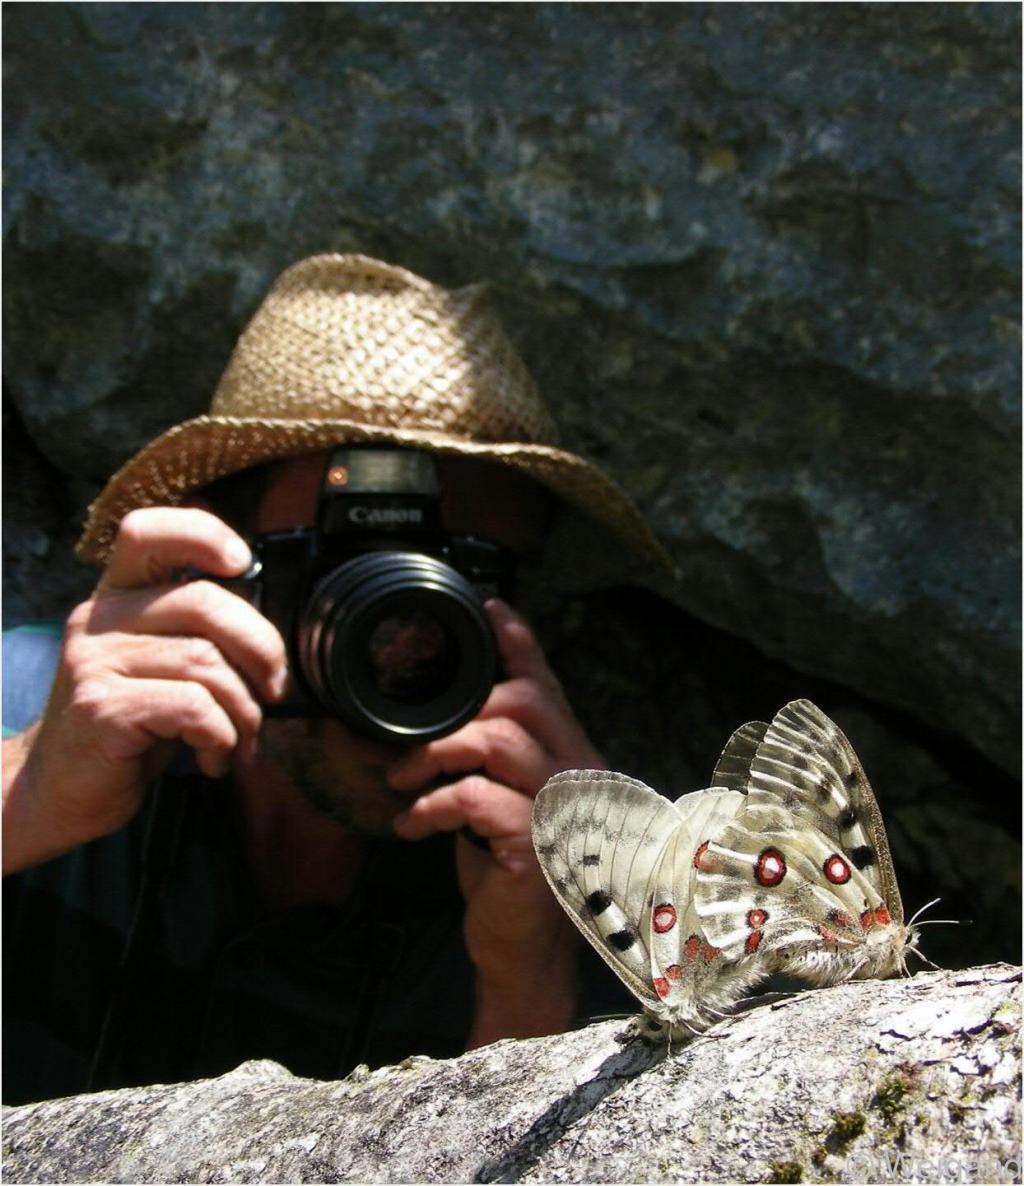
(905, 897), (943, 927)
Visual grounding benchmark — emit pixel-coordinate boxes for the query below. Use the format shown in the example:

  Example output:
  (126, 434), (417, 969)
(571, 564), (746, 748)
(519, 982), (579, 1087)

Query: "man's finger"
(474, 677), (602, 769)
(72, 674), (240, 778)
(93, 632), (265, 748)
(99, 507), (253, 592)
(485, 599), (563, 690)
(481, 599), (606, 765)
(387, 718), (553, 796)
(393, 775), (538, 874)
(82, 582), (288, 704)
(393, 775), (531, 840)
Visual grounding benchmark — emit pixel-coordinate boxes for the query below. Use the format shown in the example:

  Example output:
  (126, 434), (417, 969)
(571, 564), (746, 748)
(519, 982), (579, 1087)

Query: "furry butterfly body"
(532, 700), (921, 1041)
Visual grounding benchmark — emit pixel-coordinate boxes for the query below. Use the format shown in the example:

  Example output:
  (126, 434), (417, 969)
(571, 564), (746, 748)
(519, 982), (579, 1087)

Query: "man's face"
(247, 449), (550, 834)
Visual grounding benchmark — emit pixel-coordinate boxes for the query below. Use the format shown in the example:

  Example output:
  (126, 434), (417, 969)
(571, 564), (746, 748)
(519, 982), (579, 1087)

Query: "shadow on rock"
(476, 1036), (666, 1183)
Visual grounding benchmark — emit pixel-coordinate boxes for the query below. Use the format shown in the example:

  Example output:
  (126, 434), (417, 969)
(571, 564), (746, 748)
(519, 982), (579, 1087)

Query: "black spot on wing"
(582, 853), (601, 867)
(850, 845), (875, 869)
(844, 770), (860, 790)
(536, 843), (557, 856)
(608, 927), (638, 952)
(586, 890), (613, 916)
(838, 807), (858, 830)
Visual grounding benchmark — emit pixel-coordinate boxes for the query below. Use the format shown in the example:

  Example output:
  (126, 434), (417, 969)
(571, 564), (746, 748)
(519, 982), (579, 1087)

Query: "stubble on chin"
(260, 719), (410, 836)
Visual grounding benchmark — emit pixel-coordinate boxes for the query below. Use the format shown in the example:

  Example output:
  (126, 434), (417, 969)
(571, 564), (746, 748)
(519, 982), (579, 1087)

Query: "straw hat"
(77, 254), (677, 600)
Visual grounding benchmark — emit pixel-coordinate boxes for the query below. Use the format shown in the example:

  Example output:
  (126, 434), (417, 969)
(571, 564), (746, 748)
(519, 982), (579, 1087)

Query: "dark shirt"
(2, 626), (630, 1106)
(2, 627), (473, 1104)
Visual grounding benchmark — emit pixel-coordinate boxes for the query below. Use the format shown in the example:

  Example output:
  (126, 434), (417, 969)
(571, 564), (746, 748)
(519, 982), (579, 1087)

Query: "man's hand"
(2, 508), (288, 875)
(389, 598), (605, 1045)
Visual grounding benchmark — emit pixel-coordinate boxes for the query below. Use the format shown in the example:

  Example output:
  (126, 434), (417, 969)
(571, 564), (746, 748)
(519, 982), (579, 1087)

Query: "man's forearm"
(2, 724), (74, 875)
(466, 956), (578, 1049)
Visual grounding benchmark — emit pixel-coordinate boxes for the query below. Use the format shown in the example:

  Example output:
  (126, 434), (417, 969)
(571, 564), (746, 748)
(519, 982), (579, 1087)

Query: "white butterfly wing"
(743, 699), (904, 924)
(533, 701), (911, 1032)
(695, 700), (908, 980)
(696, 814), (895, 961)
(647, 788), (748, 1015)
(710, 720), (768, 793)
(532, 769), (682, 1010)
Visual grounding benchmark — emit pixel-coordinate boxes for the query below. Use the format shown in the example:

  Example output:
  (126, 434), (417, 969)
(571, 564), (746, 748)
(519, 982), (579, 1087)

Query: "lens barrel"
(298, 551), (497, 743)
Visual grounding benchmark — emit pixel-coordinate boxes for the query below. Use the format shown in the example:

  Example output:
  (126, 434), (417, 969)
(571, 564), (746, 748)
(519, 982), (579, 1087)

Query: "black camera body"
(229, 448), (508, 744)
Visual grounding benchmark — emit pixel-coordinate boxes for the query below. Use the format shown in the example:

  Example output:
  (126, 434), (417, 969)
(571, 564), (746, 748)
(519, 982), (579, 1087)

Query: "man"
(3, 255), (674, 1104)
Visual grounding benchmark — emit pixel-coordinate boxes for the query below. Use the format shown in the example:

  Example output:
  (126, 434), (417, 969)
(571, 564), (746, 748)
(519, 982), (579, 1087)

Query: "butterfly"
(531, 699), (928, 1041)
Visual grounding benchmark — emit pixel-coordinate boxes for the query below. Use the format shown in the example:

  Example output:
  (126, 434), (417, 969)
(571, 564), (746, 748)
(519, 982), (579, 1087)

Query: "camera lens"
(366, 610), (457, 703)
(298, 552), (497, 743)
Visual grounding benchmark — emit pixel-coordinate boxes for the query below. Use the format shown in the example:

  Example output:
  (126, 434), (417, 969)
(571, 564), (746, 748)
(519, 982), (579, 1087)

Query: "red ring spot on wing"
(874, 906), (892, 927)
(745, 930), (762, 954)
(860, 908), (875, 930)
(653, 903), (677, 934)
(665, 964), (683, 981)
(653, 976), (671, 1000)
(747, 908), (767, 929)
(702, 942), (722, 961)
(684, 935), (702, 962)
(823, 854), (851, 885)
(692, 840), (717, 872)
(755, 847), (787, 887)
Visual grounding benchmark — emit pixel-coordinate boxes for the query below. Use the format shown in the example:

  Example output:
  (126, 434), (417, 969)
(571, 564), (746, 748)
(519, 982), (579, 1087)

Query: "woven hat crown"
(77, 252), (676, 601)
(212, 254), (560, 443)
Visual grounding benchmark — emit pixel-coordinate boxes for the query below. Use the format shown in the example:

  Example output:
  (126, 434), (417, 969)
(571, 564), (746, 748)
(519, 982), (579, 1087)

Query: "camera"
(225, 447), (508, 744)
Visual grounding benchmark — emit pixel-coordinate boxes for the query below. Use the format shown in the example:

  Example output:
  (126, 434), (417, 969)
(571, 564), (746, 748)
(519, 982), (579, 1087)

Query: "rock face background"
(3, 5), (1020, 964)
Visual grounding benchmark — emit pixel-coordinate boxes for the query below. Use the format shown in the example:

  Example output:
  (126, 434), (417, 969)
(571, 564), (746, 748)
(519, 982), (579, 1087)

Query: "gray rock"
(2, 6), (1019, 959)
(3, 964), (1020, 1183)
(4, 4), (1017, 767)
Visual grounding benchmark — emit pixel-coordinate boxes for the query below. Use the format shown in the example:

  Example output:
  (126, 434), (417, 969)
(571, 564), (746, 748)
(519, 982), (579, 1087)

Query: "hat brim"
(76, 416), (678, 597)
